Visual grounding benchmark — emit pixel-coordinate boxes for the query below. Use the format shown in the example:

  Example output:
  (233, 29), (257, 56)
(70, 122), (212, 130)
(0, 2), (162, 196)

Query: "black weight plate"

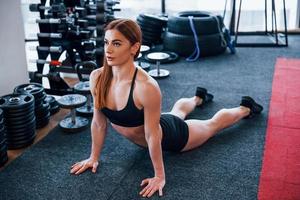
(6, 127), (35, 139)
(50, 105), (60, 115)
(0, 108), (3, 119)
(4, 102), (34, 116)
(74, 81), (90, 94)
(76, 104), (94, 117)
(7, 135), (35, 150)
(7, 130), (35, 143)
(6, 130), (35, 142)
(36, 115), (50, 129)
(35, 102), (50, 119)
(0, 151), (8, 162)
(5, 114), (35, 127)
(59, 116), (89, 133)
(57, 94), (87, 109)
(6, 118), (35, 133)
(34, 94), (46, 107)
(144, 51), (179, 64)
(50, 100), (59, 108)
(0, 137), (6, 148)
(45, 95), (56, 107)
(0, 155), (8, 167)
(0, 128), (5, 140)
(14, 83), (44, 97)
(0, 93), (34, 111)
(36, 111), (50, 124)
(0, 146), (7, 157)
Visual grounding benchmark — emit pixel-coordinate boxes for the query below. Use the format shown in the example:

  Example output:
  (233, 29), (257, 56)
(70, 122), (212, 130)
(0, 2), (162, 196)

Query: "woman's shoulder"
(90, 67), (103, 81)
(136, 68), (160, 94)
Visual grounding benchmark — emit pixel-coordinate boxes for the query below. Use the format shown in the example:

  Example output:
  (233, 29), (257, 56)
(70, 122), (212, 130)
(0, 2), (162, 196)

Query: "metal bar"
(283, 0), (288, 46)
(234, 0), (243, 43)
(272, 0), (279, 44)
(265, 0), (268, 33)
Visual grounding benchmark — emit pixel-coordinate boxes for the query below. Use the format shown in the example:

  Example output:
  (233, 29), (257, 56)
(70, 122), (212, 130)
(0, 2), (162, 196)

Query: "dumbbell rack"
(28, 0), (120, 95)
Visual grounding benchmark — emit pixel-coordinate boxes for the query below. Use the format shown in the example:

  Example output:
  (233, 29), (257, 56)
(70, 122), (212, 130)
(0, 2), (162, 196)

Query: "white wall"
(0, 0), (28, 96)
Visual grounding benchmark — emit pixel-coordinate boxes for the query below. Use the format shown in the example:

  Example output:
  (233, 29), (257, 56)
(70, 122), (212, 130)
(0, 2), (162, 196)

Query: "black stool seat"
(146, 52), (170, 78)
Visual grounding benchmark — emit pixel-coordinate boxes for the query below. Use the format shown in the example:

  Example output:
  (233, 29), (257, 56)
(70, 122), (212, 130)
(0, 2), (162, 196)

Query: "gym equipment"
(230, 0), (288, 47)
(0, 108), (8, 167)
(0, 94), (36, 149)
(164, 11), (227, 57)
(144, 51), (179, 64)
(76, 61), (97, 81)
(14, 83), (50, 129)
(136, 13), (167, 45)
(74, 81), (93, 117)
(135, 45), (151, 71)
(45, 95), (60, 115)
(146, 52), (170, 78)
(27, 0), (121, 96)
(57, 94), (89, 133)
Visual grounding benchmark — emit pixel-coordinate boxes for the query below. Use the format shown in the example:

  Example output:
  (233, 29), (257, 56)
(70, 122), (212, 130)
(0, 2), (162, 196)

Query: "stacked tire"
(136, 14), (168, 46)
(163, 11), (227, 57)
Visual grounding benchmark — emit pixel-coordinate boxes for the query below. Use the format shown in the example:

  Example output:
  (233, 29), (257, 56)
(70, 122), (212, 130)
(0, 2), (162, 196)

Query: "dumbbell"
(57, 94), (89, 133)
(74, 81), (93, 117)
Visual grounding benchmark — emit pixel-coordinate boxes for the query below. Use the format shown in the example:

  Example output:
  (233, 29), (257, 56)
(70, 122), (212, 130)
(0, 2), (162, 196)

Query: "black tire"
(136, 16), (163, 29)
(168, 11), (224, 35)
(163, 31), (226, 57)
(138, 13), (167, 27)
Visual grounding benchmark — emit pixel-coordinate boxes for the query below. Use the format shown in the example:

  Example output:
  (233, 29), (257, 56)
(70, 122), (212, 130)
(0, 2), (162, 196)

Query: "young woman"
(70, 19), (263, 198)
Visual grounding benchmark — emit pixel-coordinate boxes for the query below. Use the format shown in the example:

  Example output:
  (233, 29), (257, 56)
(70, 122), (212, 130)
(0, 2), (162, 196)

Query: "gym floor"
(1, 35), (299, 199)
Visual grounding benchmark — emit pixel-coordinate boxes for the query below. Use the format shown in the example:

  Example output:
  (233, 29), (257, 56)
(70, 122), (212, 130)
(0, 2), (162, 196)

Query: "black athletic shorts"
(160, 113), (189, 152)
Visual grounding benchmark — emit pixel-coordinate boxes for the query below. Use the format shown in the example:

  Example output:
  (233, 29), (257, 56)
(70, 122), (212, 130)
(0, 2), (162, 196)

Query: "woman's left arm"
(139, 82), (165, 198)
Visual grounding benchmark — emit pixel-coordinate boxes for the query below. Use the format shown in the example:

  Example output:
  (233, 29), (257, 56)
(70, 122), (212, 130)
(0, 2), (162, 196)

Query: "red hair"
(93, 19), (142, 109)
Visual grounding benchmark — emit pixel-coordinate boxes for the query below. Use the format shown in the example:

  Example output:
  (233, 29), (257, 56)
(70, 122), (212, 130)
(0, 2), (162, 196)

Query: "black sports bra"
(101, 68), (144, 127)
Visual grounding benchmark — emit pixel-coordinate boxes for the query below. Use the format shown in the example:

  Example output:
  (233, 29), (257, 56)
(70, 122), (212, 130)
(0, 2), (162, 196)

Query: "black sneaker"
(240, 96), (263, 118)
(195, 87), (214, 106)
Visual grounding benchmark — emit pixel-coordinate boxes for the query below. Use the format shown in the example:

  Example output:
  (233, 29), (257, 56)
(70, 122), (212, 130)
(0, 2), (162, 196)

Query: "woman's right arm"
(70, 68), (107, 175)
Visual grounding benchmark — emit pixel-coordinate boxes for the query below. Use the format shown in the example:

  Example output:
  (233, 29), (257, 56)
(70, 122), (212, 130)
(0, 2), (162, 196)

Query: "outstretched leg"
(169, 96), (202, 119)
(169, 87), (213, 119)
(181, 106), (250, 152)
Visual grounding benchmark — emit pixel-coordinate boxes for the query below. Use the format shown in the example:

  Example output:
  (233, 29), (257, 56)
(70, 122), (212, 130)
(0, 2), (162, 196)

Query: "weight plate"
(5, 113), (35, 126)
(6, 118), (35, 133)
(7, 135), (35, 150)
(59, 116), (89, 133)
(74, 81), (90, 93)
(76, 104), (94, 117)
(0, 93), (34, 111)
(4, 102), (34, 116)
(57, 94), (87, 109)
(14, 83), (44, 97)
(50, 105), (60, 115)
(144, 51), (179, 64)
(45, 95), (56, 107)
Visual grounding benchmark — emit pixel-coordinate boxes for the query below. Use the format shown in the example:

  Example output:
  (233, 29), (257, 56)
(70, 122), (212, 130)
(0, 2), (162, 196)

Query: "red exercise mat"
(258, 58), (300, 200)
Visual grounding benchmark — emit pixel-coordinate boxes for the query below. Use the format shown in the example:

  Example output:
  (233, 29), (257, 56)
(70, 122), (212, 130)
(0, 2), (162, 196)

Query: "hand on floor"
(139, 176), (165, 198)
(70, 158), (99, 175)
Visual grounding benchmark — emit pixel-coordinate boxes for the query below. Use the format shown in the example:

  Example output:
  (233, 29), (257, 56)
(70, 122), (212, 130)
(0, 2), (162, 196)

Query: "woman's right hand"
(70, 158), (99, 175)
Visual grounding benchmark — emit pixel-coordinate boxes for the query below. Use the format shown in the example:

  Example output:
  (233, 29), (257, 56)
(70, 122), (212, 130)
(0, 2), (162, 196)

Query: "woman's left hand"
(139, 176), (165, 198)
